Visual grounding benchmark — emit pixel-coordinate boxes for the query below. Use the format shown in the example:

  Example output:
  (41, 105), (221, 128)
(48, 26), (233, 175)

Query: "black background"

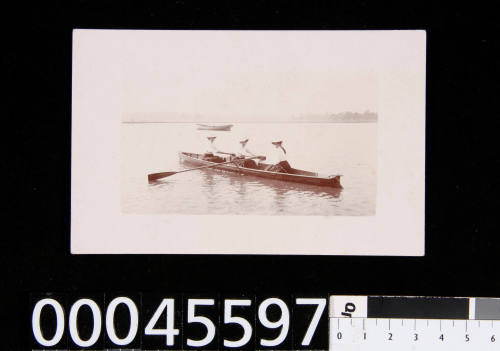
(3, 0), (500, 349)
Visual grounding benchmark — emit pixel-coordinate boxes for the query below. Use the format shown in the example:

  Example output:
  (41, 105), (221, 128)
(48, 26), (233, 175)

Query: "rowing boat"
(196, 124), (233, 131)
(179, 152), (342, 188)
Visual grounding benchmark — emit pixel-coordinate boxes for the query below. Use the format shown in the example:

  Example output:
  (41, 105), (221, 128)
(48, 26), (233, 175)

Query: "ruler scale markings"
(330, 296), (500, 350)
(330, 319), (500, 349)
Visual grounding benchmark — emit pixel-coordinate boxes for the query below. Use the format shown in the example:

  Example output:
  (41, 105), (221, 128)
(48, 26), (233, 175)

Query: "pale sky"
(119, 31), (379, 121)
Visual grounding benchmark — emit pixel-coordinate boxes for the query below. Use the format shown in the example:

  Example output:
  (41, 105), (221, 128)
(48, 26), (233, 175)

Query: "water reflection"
(225, 171), (249, 198)
(201, 171), (218, 197)
(125, 122), (375, 215)
(150, 167), (342, 196)
(147, 165), (343, 215)
(197, 168), (342, 199)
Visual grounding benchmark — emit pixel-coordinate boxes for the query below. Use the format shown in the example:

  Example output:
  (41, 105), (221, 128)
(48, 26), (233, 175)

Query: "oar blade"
(148, 171), (177, 182)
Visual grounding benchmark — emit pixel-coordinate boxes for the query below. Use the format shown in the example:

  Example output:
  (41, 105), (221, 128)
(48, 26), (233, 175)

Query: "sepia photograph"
(72, 30), (425, 255)
(123, 114), (377, 216)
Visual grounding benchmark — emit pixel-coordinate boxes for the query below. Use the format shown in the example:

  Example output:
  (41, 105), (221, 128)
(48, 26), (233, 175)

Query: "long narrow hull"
(179, 152), (342, 188)
(196, 124), (233, 131)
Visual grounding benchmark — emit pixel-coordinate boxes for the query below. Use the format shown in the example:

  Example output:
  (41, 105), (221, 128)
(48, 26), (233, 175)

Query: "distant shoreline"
(121, 120), (378, 124)
(122, 111), (378, 124)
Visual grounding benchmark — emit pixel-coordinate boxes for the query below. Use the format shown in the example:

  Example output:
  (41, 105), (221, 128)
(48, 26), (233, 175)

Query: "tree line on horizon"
(122, 110), (378, 123)
(293, 111), (378, 122)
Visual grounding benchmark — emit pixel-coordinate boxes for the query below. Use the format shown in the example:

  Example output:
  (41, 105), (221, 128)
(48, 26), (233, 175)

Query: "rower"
(203, 136), (225, 163)
(266, 141), (293, 173)
(235, 138), (259, 169)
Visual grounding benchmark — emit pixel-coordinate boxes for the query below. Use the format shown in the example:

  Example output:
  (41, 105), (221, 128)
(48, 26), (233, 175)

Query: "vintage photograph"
(122, 115), (377, 216)
(72, 30), (425, 255)
(120, 32), (378, 216)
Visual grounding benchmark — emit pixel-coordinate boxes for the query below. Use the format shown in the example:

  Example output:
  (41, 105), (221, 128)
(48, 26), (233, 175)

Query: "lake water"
(121, 123), (377, 215)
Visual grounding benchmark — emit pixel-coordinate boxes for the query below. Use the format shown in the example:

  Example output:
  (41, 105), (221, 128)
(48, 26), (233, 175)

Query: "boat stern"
(328, 175), (343, 188)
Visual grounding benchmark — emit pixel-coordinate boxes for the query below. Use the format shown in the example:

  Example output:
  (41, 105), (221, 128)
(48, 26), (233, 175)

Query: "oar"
(148, 155), (261, 182)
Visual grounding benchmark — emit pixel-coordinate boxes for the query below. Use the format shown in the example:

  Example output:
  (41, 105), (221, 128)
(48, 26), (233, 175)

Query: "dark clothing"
(267, 160), (293, 173)
(203, 153), (224, 163)
(242, 159), (258, 168)
(278, 160), (292, 172)
(234, 157), (258, 169)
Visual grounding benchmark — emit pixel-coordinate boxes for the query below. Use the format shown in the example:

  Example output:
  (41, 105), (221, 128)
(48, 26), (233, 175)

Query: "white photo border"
(71, 30), (426, 255)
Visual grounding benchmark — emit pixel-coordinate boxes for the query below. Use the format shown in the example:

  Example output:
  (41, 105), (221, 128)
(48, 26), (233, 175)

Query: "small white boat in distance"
(196, 124), (233, 131)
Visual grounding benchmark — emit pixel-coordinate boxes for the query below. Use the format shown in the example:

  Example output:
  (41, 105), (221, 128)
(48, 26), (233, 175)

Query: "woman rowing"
(235, 138), (259, 169)
(202, 136), (225, 163)
(265, 141), (293, 173)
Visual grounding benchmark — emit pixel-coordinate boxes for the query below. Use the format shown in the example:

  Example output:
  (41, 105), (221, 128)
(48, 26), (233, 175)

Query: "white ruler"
(329, 295), (500, 350)
(330, 317), (499, 350)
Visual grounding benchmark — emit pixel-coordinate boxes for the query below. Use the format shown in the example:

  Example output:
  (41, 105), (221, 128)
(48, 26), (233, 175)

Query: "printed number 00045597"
(32, 296), (327, 349)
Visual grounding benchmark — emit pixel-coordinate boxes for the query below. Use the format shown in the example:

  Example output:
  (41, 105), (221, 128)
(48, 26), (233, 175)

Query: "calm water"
(121, 123), (377, 215)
